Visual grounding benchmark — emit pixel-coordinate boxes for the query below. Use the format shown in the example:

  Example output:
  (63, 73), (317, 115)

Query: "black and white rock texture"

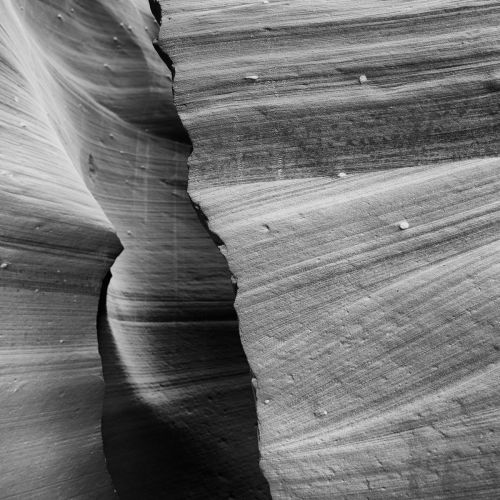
(158, 1), (500, 498)
(0, 1), (266, 498)
(1, 0), (499, 498)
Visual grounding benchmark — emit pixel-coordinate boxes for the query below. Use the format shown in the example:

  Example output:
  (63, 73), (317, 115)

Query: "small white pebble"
(263, 0), (269, 3)
(113, 36), (118, 42)
(127, 230), (132, 235)
(57, 13), (63, 20)
(337, 172), (347, 178)
(0, 262), (9, 269)
(120, 22), (124, 27)
(264, 399), (270, 405)
(244, 75), (259, 81)
(103, 63), (110, 69)
(314, 409), (328, 417)
(59, 339), (65, 344)
(399, 220), (410, 230)
(127, 24), (132, 30)
(34, 289), (39, 293)
(145, 26), (148, 31)
(359, 74), (368, 84)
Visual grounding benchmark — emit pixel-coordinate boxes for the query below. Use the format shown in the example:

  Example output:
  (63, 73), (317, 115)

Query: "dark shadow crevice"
(148, 0), (162, 26)
(97, 267), (270, 499)
(94, 3), (271, 497)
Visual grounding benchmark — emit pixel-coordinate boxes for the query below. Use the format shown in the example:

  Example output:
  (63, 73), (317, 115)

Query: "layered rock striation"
(1, 0), (267, 498)
(0, 2), (121, 497)
(158, 1), (500, 498)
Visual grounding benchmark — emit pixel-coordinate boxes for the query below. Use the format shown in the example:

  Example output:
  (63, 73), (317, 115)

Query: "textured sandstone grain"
(159, 1), (500, 498)
(0, 3), (121, 497)
(1, 0), (267, 498)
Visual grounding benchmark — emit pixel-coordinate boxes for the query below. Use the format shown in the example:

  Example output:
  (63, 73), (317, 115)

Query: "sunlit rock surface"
(159, 1), (500, 498)
(0, 2), (121, 497)
(0, 0), (267, 499)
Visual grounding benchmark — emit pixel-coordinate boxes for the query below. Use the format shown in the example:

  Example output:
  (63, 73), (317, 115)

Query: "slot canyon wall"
(158, 0), (500, 499)
(0, 0), (499, 499)
(0, 0), (268, 499)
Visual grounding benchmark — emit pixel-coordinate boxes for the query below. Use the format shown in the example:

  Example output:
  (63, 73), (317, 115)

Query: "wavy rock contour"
(1, 0), (268, 498)
(0, 2), (121, 497)
(159, 1), (500, 498)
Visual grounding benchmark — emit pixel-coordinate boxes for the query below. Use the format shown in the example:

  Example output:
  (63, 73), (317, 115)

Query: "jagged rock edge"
(147, 0), (269, 486)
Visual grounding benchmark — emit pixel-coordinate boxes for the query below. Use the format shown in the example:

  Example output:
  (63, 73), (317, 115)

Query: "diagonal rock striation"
(0, 2), (122, 497)
(1, 0), (268, 498)
(158, 1), (500, 498)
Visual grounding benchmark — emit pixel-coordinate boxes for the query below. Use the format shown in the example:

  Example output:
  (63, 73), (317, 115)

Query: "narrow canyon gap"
(0, 0), (269, 499)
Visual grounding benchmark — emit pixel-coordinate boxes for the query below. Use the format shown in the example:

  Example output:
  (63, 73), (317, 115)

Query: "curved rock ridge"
(0, 2), (121, 498)
(159, 1), (500, 498)
(1, 0), (268, 498)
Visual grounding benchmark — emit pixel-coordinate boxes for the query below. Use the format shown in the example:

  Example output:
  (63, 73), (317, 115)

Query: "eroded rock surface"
(159, 1), (500, 498)
(1, 1), (267, 498)
(0, 2), (121, 497)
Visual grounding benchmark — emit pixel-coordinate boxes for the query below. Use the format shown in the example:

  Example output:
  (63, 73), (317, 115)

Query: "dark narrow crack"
(96, 271), (119, 497)
(150, 0), (178, 87)
(147, 3), (271, 499)
(192, 202), (225, 246)
(148, 0), (162, 26)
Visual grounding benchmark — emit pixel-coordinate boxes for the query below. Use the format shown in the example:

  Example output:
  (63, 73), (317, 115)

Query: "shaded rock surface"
(158, 1), (500, 499)
(1, 0), (268, 498)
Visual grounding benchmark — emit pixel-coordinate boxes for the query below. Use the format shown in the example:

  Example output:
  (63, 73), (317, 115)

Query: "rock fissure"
(147, 2), (272, 498)
(0, 0), (270, 497)
(2, 0), (499, 498)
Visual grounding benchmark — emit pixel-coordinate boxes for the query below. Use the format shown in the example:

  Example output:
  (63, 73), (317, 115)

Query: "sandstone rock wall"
(159, 1), (500, 498)
(1, 1), (267, 498)
(2, 0), (499, 498)
(0, 1), (121, 497)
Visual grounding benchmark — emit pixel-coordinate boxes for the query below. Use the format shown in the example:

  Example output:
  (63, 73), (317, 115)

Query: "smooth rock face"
(159, 1), (500, 498)
(1, 1), (268, 499)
